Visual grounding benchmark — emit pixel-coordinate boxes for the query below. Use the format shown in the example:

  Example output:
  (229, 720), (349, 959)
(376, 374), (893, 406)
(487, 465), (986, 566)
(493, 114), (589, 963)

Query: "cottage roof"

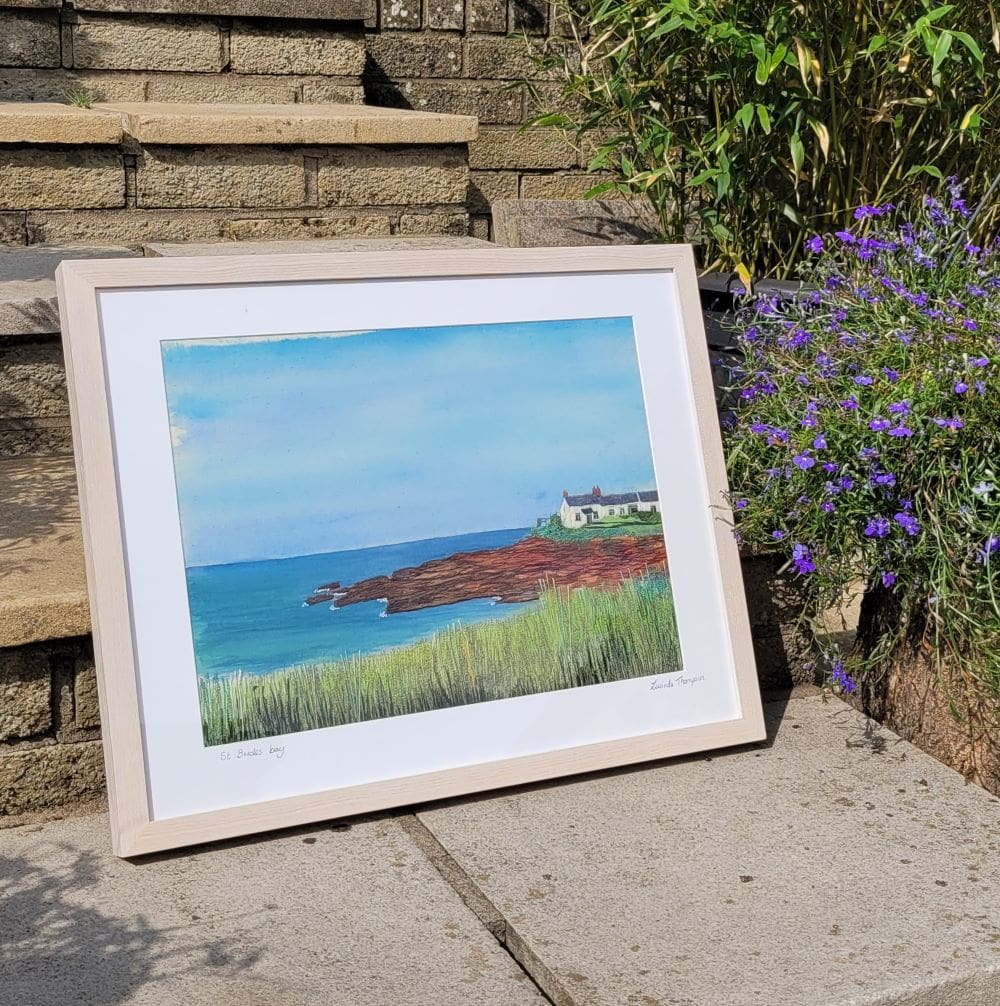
(564, 489), (659, 507)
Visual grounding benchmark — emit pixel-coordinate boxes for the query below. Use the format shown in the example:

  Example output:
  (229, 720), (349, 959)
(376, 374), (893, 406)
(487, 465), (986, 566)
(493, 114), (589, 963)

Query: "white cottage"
(559, 485), (659, 528)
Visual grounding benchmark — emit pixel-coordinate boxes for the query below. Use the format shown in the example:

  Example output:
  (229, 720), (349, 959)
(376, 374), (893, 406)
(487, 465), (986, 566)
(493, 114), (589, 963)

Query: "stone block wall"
(0, 141), (470, 246)
(0, 638), (105, 817)
(0, 0), (598, 237)
(0, 6), (367, 105)
(365, 0), (594, 237)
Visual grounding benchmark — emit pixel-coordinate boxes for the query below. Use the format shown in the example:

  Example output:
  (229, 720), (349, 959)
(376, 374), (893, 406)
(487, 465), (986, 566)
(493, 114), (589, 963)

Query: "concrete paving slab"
(0, 244), (135, 336)
(418, 696), (1000, 1006)
(492, 197), (658, 249)
(0, 455), (89, 648)
(0, 811), (545, 1006)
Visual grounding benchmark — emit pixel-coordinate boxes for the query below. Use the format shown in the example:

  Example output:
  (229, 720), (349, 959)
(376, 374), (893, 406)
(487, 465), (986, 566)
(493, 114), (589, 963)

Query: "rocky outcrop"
(306, 535), (667, 614)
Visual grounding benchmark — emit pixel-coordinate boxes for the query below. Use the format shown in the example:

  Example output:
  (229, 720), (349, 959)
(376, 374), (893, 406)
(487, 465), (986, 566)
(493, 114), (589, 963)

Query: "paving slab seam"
(400, 813), (574, 1006)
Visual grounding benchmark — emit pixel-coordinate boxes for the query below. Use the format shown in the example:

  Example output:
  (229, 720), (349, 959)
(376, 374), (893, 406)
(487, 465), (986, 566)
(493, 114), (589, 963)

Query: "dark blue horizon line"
(185, 525), (535, 573)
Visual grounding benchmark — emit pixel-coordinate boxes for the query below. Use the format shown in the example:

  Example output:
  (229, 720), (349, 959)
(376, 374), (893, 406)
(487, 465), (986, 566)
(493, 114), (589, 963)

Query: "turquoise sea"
(185, 528), (533, 679)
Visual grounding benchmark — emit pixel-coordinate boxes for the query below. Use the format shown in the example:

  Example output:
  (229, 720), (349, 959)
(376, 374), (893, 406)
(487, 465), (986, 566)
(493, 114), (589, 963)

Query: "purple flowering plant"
(726, 184), (1000, 700)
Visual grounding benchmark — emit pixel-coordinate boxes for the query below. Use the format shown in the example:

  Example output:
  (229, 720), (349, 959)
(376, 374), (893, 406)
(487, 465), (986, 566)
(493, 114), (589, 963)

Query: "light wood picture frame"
(56, 246), (765, 857)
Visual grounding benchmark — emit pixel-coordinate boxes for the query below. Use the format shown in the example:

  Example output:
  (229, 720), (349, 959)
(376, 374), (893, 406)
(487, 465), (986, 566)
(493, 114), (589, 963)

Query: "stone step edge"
(0, 102), (478, 148)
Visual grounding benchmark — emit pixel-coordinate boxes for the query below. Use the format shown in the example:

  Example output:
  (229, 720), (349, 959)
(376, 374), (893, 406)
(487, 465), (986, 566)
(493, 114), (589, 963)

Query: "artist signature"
(649, 673), (706, 691)
(219, 743), (286, 763)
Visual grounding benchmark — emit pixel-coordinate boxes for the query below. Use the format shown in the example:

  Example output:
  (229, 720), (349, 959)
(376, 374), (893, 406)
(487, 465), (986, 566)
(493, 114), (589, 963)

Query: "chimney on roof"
(592, 484), (602, 497)
(562, 489), (569, 498)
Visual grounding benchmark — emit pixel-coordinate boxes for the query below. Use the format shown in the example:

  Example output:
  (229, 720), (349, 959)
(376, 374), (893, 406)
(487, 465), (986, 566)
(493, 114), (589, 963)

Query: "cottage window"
(650, 505), (658, 512)
(575, 513), (582, 522)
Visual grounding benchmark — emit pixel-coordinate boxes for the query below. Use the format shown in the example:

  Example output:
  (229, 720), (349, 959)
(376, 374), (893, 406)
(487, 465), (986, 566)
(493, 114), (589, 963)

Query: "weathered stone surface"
(0, 421), (72, 457)
(101, 101), (476, 145)
(0, 102), (123, 144)
(469, 213), (489, 239)
(0, 740), (104, 815)
(468, 169), (517, 212)
(136, 145), (304, 209)
(397, 210), (467, 234)
(464, 36), (562, 79)
(426, 0), (463, 30)
(419, 696), (1000, 1006)
(0, 648), (51, 741)
(145, 234), (488, 255)
(469, 127), (576, 169)
(319, 145), (467, 206)
(466, 0), (506, 32)
(0, 814), (546, 1004)
(0, 456), (89, 649)
(0, 340), (67, 421)
(72, 14), (224, 73)
(0, 244), (134, 335)
(519, 171), (606, 200)
(509, 0), (546, 34)
(145, 72), (301, 104)
(0, 0), (61, 7)
(73, 656), (101, 730)
(72, 0), (371, 18)
(370, 79), (522, 124)
(0, 68), (148, 103)
(378, 0), (421, 28)
(230, 23), (366, 76)
(26, 207), (398, 245)
(0, 147), (124, 211)
(0, 213), (25, 245)
(492, 196), (657, 247)
(0, 10), (60, 68)
(298, 81), (367, 104)
(367, 33), (462, 77)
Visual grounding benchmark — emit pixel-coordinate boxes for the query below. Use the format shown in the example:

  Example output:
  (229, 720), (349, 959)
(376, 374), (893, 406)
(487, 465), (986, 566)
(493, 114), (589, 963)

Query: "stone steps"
(0, 101), (478, 247)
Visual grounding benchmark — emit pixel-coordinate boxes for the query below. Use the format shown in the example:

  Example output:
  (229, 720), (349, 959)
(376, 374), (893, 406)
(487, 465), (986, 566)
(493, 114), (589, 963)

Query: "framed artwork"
(56, 246), (764, 857)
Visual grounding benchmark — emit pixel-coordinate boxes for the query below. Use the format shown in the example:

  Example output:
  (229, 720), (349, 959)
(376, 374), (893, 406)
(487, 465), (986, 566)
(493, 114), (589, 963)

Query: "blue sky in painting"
(162, 317), (657, 566)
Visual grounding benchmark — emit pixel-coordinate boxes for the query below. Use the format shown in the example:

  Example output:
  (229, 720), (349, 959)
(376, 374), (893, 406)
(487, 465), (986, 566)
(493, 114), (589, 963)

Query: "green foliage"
(199, 576), (681, 745)
(64, 87), (96, 109)
(724, 190), (1000, 698)
(532, 0), (1000, 277)
(530, 512), (664, 541)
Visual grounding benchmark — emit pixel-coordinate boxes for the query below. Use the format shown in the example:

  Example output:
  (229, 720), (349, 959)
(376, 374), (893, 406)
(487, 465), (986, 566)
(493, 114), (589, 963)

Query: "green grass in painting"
(530, 512), (664, 542)
(199, 575), (681, 746)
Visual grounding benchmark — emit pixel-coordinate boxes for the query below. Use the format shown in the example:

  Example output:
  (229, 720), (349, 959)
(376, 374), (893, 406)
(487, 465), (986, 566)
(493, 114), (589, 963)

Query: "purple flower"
(793, 453), (816, 470)
(838, 476), (855, 491)
(970, 356), (989, 368)
(813, 434), (827, 450)
(734, 499), (748, 510)
(932, 417), (964, 430)
(854, 203), (894, 220)
(822, 462), (839, 473)
(869, 469), (896, 488)
(830, 660), (857, 694)
(869, 417), (891, 432)
(839, 396), (860, 411)
(864, 516), (891, 538)
(881, 368), (900, 382)
(881, 572), (897, 588)
(977, 536), (1000, 563)
(955, 381), (969, 395)
(894, 512), (920, 536)
(820, 500), (836, 513)
(887, 425), (913, 438)
(859, 447), (880, 460)
(791, 543), (817, 575)
(887, 401), (910, 415)
(771, 529), (786, 540)
(962, 319), (978, 331)
(854, 375), (874, 386)
(806, 235), (824, 254)
(835, 230), (856, 244)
